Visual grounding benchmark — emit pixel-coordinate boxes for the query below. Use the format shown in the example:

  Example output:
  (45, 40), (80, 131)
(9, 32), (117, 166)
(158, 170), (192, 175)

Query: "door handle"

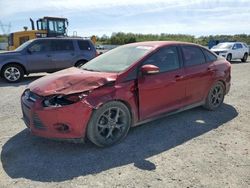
(47, 54), (52, 57)
(175, 75), (184, 81)
(71, 53), (75, 56)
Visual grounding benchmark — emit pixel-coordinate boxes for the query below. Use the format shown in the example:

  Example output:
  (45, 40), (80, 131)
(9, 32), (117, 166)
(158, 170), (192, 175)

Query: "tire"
(204, 82), (225, 111)
(241, 53), (248, 62)
(75, 60), (87, 68)
(87, 101), (131, 147)
(226, 54), (232, 62)
(1, 64), (24, 83)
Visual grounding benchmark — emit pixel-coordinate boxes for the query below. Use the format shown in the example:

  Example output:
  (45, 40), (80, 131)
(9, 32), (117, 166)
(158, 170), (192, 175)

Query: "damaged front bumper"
(21, 90), (93, 140)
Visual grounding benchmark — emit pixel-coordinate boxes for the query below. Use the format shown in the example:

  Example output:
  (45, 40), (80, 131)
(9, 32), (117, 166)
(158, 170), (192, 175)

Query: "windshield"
(81, 45), (153, 73)
(14, 40), (34, 51)
(212, 43), (233, 49)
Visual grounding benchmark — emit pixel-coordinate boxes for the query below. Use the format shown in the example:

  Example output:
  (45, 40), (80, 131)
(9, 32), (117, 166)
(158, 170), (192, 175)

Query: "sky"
(0, 0), (250, 37)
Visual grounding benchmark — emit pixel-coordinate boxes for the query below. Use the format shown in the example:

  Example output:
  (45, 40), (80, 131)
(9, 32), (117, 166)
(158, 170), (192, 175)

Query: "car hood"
(0, 50), (21, 56)
(211, 48), (229, 52)
(28, 67), (118, 96)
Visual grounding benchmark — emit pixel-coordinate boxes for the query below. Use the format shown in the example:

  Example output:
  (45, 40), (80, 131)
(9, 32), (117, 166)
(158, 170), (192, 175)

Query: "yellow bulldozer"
(8, 16), (96, 50)
(8, 17), (69, 50)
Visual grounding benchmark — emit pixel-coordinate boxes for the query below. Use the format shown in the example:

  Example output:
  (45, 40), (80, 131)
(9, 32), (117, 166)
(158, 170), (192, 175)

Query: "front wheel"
(241, 53), (248, 62)
(204, 82), (225, 111)
(87, 101), (131, 147)
(1, 64), (24, 83)
(226, 54), (232, 62)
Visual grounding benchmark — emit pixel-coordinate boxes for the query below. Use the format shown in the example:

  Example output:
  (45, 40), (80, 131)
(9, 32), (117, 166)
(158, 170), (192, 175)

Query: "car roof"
(219, 42), (243, 44)
(34, 37), (90, 41)
(217, 42), (234, 44)
(126, 41), (203, 48)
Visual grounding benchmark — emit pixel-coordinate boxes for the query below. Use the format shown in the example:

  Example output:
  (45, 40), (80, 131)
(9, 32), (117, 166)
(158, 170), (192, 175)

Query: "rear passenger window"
(78, 40), (91, 50)
(143, 46), (180, 72)
(202, 49), (217, 62)
(51, 40), (74, 51)
(182, 46), (206, 66)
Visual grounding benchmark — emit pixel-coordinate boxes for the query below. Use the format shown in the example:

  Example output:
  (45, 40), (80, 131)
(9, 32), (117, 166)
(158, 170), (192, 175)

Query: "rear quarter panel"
(210, 59), (231, 95)
(75, 40), (97, 62)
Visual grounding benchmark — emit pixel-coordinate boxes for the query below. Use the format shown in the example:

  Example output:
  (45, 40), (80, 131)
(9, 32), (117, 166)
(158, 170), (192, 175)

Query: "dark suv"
(0, 38), (97, 82)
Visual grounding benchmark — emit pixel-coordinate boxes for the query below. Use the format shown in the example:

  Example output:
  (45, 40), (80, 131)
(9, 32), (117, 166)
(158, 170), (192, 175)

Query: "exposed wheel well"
(1, 63), (27, 75)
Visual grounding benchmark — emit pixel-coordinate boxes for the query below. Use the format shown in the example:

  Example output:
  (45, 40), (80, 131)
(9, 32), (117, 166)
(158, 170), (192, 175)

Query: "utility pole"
(0, 21), (11, 35)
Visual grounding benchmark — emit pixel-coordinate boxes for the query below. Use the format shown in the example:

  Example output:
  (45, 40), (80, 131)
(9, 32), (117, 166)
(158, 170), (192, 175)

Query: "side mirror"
(141, 64), (160, 75)
(27, 48), (32, 54)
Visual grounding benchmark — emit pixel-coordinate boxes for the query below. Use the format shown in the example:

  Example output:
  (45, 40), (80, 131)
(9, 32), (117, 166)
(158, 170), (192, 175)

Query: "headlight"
(219, 51), (228, 53)
(43, 92), (89, 107)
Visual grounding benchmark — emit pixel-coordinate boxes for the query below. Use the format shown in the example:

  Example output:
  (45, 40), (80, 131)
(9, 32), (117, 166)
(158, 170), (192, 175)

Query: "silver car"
(0, 38), (97, 82)
(211, 42), (249, 62)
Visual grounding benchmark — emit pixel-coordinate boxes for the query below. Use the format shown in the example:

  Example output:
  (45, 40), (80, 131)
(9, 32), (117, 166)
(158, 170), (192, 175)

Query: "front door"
(138, 46), (186, 120)
(26, 40), (55, 72)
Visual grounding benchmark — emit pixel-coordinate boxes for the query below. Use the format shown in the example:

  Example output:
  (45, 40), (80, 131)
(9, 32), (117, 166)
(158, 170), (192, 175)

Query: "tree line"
(1, 33), (250, 46)
(97, 32), (250, 46)
(0, 35), (8, 43)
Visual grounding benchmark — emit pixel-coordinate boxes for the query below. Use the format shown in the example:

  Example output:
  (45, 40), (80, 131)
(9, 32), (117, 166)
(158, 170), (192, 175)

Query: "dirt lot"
(0, 60), (249, 188)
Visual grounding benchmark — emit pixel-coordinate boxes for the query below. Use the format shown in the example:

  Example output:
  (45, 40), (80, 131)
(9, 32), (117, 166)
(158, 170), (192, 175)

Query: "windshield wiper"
(81, 68), (101, 72)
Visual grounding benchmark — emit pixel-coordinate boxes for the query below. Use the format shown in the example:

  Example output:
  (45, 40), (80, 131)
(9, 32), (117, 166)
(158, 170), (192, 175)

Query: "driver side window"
(29, 40), (50, 53)
(143, 46), (180, 73)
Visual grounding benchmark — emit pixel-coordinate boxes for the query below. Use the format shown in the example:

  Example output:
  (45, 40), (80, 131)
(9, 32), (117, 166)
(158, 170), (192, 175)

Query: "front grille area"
(22, 103), (30, 127)
(33, 113), (47, 130)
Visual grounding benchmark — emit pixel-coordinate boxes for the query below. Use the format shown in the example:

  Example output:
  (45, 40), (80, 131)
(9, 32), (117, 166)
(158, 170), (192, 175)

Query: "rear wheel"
(204, 82), (225, 111)
(226, 54), (232, 61)
(241, 53), (248, 62)
(1, 64), (24, 83)
(87, 101), (131, 147)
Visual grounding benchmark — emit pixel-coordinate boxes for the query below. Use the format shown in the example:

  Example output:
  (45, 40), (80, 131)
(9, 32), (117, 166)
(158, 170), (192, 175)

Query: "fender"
(84, 81), (139, 125)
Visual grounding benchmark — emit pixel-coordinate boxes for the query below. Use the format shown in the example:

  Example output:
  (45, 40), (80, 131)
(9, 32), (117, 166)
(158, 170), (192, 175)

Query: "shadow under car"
(1, 103), (238, 182)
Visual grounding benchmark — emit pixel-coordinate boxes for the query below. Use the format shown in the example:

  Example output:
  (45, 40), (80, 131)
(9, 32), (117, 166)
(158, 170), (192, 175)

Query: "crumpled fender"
(83, 80), (139, 124)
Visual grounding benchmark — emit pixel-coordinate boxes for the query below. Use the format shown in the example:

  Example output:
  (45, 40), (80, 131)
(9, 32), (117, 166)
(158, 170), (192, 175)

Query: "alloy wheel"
(97, 107), (127, 141)
(4, 67), (21, 82)
(226, 54), (232, 61)
(210, 84), (224, 108)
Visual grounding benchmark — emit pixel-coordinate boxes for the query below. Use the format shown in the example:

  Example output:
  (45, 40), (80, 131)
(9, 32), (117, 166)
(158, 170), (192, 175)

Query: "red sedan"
(21, 41), (231, 147)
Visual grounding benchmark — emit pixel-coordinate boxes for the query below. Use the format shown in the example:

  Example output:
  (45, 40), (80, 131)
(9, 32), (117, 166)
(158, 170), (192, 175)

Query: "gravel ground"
(0, 60), (249, 188)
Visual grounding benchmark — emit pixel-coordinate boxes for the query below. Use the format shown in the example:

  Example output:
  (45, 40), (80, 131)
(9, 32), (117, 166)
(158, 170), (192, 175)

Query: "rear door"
(137, 46), (186, 120)
(181, 45), (215, 106)
(50, 39), (76, 70)
(26, 40), (55, 72)
(77, 40), (96, 60)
